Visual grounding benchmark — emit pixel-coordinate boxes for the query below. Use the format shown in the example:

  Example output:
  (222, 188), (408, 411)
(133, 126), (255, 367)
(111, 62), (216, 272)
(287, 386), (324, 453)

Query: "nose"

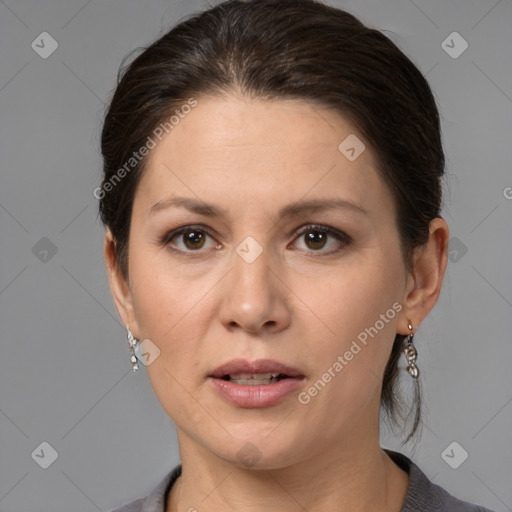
(218, 245), (291, 335)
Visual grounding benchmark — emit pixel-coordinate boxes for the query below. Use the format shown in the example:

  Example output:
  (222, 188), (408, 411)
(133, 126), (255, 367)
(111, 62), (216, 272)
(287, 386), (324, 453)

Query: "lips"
(224, 372), (282, 385)
(209, 358), (305, 407)
(210, 358), (304, 381)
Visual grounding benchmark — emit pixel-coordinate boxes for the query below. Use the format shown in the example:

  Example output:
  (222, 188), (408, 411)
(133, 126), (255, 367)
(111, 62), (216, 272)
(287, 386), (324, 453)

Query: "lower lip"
(209, 377), (304, 408)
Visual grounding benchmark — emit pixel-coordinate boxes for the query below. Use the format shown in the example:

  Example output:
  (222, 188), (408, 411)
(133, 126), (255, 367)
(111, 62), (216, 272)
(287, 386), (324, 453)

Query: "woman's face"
(114, 94), (417, 467)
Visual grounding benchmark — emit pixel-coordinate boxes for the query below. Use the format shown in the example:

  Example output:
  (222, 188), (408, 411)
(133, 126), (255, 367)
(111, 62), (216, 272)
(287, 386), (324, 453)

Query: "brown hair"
(99, 0), (445, 442)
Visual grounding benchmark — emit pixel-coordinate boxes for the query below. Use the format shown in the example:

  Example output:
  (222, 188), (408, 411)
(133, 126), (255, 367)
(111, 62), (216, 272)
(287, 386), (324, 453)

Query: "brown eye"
(304, 230), (328, 250)
(182, 230), (206, 250)
(292, 225), (350, 254)
(163, 226), (218, 253)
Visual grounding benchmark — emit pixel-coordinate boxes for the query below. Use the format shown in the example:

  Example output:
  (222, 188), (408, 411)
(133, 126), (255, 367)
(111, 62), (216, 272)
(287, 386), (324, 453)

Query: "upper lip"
(210, 358), (304, 378)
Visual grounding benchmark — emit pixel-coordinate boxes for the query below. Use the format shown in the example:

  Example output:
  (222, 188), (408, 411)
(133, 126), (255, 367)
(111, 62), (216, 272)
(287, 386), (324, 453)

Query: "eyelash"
(160, 224), (351, 257)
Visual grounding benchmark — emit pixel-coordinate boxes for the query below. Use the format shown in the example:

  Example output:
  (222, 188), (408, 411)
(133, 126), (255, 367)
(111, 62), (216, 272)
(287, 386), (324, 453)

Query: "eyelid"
(161, 223), (351, 253)
(160, 224), (218, 246)
(293, 223), (349, 240)
(290, 224), (351, 251)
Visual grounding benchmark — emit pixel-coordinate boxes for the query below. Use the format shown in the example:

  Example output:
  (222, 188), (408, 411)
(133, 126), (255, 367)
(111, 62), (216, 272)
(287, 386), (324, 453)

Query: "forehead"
(135, 94), (391, 217)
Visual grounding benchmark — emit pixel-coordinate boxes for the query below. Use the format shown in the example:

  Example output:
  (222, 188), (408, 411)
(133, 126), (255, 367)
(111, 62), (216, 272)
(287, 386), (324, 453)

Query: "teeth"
(229, 372), (279, 380)
(228, 372), (281, 385)
(230, 377), (279, 385)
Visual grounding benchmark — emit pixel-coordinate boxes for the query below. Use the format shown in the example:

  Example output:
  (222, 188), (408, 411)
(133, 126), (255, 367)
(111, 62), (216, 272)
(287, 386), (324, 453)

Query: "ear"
(104, 228), (139, 336)
(398, 217), (450, 335)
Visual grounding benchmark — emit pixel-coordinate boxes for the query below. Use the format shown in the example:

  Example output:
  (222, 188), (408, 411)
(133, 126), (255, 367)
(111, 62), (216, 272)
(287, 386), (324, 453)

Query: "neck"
(167, 432), (409, 512)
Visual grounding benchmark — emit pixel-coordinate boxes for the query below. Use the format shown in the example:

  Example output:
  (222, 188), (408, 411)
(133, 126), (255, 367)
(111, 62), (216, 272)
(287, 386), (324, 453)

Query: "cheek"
(129, 241), (209, 336)
(130, 264), (209, 427)
(292, 253), (404, 390)
(128, 224), (406, 434)
(131, 277), (207, 366)
(298, 254), (402, 335)
(128, 249), (217, 398)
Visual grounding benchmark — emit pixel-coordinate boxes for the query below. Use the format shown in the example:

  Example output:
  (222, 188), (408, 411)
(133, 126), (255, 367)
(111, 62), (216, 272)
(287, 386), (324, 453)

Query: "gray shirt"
(108, 449), (495, 511)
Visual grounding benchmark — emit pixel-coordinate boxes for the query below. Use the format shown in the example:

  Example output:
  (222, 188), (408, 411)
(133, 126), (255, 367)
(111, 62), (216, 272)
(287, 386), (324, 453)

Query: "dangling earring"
(126, 325), (140, 372)
(403, 322), (419, 379)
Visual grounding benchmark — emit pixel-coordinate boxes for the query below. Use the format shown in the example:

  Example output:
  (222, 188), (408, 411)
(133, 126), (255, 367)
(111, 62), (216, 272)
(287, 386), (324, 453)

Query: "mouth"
(208, 359), (305, 407)
(219, 372), (291, 385)
(210, 358), (304, 383)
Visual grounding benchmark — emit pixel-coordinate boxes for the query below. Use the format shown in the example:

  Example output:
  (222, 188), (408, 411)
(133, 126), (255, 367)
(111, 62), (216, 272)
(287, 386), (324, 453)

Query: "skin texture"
(104, 93), (449, 511)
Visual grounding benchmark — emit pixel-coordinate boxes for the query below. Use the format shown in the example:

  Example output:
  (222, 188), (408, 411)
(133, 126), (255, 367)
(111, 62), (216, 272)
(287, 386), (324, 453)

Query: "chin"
(210, 428), (306, 470)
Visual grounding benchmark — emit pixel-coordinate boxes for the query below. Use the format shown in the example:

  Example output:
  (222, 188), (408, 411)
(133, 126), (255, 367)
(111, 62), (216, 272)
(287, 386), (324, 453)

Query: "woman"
(99, 0), (494, 510)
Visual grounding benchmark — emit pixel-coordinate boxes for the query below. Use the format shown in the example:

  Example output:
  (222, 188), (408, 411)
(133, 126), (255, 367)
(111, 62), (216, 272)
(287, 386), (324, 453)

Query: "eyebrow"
(148, 196), (367, 219)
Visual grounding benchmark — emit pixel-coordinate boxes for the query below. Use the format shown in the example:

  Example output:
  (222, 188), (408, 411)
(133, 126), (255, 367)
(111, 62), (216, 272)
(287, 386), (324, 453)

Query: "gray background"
(0, 0), (511, 510)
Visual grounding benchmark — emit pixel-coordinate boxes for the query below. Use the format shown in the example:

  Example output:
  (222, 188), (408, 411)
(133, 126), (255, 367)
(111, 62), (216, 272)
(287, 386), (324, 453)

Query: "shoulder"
(384, 449), (495, 512)
(107, 464), (182, 512)
(108, 497), (145, 512)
